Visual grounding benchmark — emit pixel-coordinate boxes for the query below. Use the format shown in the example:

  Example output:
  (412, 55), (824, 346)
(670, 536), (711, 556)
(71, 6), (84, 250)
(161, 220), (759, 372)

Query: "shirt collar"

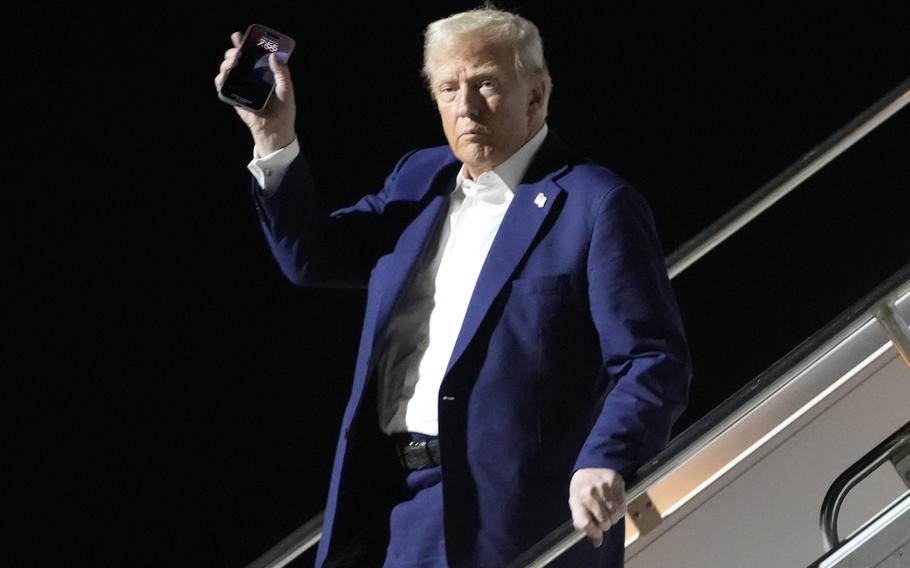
(455, 123), (549, 199)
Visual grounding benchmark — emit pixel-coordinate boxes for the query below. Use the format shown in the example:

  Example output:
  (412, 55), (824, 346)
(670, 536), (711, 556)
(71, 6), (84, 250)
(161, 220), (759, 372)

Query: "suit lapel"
(444, 135), (573, 376)
(368, 158), (459, 368)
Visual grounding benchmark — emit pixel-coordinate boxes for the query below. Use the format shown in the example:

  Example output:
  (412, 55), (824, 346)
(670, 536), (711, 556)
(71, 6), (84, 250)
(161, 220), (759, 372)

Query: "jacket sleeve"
(572, 184), (692, 480)
(250, 149), (418, 288)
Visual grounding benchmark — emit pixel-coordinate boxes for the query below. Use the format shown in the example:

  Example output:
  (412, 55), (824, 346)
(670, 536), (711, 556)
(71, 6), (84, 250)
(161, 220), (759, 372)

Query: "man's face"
(428, 40), (542, 178)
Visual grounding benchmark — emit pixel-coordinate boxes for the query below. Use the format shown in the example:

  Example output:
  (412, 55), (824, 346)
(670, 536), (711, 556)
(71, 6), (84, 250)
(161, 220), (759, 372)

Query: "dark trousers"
(383, 463), (447, 567)
(324, 431), (447, 568)
(381, 459), (624, 568)
(327, 430), (623, 567)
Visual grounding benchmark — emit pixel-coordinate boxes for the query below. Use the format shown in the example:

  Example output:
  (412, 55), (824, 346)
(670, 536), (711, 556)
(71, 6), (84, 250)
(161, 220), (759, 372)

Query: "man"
(215, 8), (690, 568)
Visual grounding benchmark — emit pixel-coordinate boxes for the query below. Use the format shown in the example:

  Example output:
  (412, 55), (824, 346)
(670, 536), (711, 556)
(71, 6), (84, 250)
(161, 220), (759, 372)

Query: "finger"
(585, 490), (611, 527)
(583, 510), (604, 547)
(608, 484), (627, 524)
(595, 489), (616, 527)
(569, 497), (604, 547)
(268, 52), (295, 99)
(614, 498), (627, 525)
(223, 46), (239, 61)
(611, 475), (626, 501)
(607, 500), (624, 526)
(220, 57), (237, 75)
(231, 31), (243, 48)
(596, 492), (623, 527)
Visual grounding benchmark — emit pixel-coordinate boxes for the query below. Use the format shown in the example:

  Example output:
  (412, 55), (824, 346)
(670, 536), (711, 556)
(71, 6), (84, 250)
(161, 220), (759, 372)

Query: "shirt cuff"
(247, 137), (300, 195)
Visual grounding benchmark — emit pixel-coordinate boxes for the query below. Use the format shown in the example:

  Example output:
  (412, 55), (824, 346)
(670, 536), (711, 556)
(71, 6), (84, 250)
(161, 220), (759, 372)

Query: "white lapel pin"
(534, 192), (547, 208)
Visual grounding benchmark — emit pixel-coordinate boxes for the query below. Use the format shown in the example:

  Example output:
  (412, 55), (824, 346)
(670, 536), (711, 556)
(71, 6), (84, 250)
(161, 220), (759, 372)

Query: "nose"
(455, 84), (481, 119)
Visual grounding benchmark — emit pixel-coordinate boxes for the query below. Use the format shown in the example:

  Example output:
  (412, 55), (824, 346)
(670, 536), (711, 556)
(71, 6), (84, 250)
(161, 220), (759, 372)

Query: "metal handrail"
(244, 511), (324, 568)
(666, 75), (910, 278)
(246, 74), (910, 568)
(807, 491), (910, 568)
(507, 282), (908, 568)
(819, 421), (910, 552)
(509, 76), (910, 568)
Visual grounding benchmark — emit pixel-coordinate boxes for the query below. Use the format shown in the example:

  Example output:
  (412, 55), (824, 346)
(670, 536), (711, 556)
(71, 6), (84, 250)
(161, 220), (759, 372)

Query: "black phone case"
(218, 24), (296, 112)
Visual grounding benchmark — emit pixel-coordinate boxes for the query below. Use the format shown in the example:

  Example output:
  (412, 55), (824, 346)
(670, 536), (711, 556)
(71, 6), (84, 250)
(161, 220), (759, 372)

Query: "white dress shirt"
(248, 124), (549, 436)
(247, 138), (300, 193)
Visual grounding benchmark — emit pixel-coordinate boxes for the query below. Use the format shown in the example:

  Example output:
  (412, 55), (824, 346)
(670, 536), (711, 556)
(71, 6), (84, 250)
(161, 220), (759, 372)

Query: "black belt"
(392, 435), (441, 471)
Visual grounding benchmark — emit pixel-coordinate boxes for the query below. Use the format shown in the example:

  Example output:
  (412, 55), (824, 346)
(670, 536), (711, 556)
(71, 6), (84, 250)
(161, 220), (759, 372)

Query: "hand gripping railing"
(508, 272), (910, 568)
(245, 75), (910, 568)
(819, 421), (910, 552)
(506, 75), (910, 568)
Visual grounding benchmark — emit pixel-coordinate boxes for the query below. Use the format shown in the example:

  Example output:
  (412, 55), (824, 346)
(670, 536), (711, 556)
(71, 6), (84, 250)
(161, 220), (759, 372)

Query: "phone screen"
(220, 24), (295, 111)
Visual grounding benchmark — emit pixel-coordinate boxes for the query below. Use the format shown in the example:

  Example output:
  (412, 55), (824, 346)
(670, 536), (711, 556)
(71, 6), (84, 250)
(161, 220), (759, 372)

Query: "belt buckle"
(397, 439), (428, 471)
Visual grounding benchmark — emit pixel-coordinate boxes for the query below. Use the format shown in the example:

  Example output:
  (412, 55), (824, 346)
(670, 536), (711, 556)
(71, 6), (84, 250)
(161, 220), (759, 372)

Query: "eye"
(437, 84), (457, 101)
(479, 80), (496, 91)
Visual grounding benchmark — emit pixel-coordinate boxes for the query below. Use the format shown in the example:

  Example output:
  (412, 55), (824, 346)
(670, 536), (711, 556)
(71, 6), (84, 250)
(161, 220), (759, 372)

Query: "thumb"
(269, 53), (289, 82)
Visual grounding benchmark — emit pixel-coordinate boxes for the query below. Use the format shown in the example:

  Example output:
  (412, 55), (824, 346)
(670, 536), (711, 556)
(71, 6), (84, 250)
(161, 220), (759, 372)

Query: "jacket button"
(442, 396), (455, 401)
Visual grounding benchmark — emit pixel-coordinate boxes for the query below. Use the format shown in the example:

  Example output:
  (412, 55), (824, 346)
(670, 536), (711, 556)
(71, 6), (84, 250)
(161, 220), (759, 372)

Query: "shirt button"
(263, 168), (272, 177)
(417, 335), (430, 350)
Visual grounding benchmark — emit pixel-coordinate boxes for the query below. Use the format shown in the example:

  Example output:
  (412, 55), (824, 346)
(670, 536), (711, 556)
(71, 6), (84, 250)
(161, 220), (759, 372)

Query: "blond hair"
(422, 7), (551, 90)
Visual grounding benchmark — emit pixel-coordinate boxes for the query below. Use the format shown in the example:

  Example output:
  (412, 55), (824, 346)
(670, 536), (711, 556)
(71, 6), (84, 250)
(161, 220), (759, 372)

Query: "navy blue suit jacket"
(252, 131), (691, 567)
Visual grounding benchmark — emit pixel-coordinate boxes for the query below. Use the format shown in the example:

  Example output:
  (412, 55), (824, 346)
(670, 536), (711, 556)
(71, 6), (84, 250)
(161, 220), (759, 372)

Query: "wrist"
(252, 129), (296, 156)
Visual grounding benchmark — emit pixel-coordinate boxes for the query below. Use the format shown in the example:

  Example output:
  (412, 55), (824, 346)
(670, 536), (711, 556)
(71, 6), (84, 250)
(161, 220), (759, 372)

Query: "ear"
(527, 76), (548, 115)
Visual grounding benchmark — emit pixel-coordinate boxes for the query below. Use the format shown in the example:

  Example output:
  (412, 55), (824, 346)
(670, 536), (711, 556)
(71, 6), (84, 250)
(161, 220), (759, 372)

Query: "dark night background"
(16, 2), (908, 566)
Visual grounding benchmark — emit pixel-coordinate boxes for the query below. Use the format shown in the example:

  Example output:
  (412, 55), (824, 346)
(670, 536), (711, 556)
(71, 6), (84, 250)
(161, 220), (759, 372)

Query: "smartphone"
(218, 24), (295, 112)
